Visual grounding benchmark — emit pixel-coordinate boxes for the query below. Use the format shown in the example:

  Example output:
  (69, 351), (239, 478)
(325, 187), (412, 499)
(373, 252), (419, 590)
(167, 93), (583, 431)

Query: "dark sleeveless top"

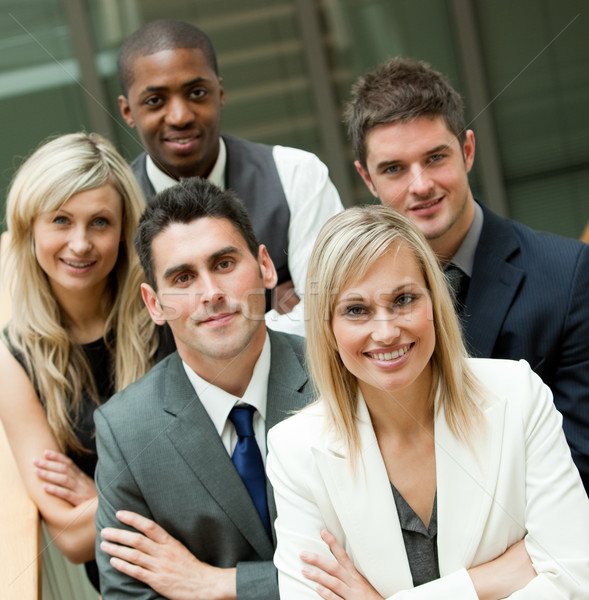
(7, 336), (113, 590)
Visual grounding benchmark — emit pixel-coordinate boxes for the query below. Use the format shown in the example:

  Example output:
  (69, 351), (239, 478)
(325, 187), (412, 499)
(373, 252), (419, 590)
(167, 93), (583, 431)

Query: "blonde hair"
(305, 205), (481, 458)
(3, 132), (158, 453)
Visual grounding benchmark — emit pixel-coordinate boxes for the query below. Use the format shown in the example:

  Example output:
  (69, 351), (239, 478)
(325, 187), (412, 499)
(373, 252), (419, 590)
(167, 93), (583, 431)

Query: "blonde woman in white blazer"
(267, 206), (589, 600)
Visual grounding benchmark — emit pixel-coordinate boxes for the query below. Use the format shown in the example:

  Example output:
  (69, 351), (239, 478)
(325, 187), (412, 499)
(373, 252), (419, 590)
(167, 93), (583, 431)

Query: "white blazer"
(267, 358), (589, 599)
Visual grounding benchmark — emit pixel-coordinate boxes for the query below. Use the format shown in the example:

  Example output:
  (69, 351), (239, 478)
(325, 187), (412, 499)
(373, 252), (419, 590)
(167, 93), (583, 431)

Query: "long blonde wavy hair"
(3, 132), (158, 453)
(305, 205), (482, 458)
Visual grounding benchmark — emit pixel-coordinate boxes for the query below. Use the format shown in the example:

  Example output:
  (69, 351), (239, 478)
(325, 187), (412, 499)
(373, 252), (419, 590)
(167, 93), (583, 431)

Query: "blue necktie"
(228, 405), (271, 538)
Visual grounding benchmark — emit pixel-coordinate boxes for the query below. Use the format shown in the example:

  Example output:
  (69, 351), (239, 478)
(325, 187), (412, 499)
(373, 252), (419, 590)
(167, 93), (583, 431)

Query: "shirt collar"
(181, 332), (271, 437)
(449, 202), (483, 277)
(145, 137), (227, 194)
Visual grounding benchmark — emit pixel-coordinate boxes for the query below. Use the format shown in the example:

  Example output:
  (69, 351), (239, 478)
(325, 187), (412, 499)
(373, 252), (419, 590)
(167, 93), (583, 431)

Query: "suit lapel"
(463, 205), (523, 357)
(163, 354), (274, 558)
(313, 386), (506, 592)
(436, 388), (506, 573)
(265, 331), (312, 528)
(313, 399), (414, 597)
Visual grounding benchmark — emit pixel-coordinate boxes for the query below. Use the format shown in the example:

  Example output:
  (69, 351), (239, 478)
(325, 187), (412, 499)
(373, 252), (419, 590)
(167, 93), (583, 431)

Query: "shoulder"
(269, 329), (305, 356)
(129, 152), (147, 172)
(481, 204), (588, 266)
(268, 400), (327, 452)
(97, 351), (179, 420)
(271, 144), (328, 173)
(466, 357), (552, 423)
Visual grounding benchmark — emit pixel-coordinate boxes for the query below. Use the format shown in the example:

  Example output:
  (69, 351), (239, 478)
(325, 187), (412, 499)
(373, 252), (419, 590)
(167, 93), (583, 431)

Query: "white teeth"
(63, 260), (93, 268)
(371, 345), (410, 361)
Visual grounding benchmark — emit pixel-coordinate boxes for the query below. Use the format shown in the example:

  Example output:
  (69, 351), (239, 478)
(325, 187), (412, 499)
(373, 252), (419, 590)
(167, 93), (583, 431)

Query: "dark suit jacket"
(462, 203), (589, 491)
(94, 330), (313, 599)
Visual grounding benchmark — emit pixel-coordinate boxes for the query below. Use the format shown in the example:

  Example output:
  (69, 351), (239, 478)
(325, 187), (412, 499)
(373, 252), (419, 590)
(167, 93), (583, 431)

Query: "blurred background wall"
(1, 0), (587, 237)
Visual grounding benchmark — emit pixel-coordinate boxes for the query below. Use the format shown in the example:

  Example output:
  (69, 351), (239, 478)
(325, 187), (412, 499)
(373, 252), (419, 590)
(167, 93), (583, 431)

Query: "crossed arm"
(0, 342), (96, 563)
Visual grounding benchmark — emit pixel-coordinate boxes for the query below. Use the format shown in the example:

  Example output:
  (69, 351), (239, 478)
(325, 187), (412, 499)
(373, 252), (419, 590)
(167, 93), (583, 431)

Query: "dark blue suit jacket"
(462, 203), (589, 491)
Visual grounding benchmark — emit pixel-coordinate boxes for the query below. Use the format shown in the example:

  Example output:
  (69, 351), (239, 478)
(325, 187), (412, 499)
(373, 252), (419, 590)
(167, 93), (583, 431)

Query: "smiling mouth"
(61, 259), (95, 268)
(365, 343), (412, 361)
(201, 312), (235, 325)
(411, 197), (442, 211)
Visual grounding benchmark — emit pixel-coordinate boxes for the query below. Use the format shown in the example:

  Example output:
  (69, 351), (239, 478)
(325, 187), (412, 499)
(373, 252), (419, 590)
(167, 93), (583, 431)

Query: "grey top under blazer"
(94, 330), (313, 600)
(131, 134), (292, 288)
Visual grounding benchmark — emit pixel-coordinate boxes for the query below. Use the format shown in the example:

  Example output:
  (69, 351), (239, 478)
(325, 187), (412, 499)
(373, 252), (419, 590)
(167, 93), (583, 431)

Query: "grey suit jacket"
(94, 330), (313, 599)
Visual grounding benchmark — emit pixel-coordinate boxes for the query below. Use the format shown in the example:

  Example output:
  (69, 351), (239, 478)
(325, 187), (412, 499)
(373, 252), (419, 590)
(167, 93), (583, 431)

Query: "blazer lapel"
(312, 398), (414, 597)
(265, 331), (312, 528)
(463, 205), (524, 357)
(163, 354), (274, 558)
(436, 388), (507, 573)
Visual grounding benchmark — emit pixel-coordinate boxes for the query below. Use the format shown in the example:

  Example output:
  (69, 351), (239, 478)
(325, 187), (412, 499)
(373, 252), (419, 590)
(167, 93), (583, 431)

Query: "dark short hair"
(118, 19), (219, 95)
(344, 57), (466, 168)
(134, 177), (259, 289)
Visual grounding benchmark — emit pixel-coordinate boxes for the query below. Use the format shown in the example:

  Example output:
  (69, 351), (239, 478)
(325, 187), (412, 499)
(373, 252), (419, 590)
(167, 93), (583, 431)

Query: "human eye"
(384, 164), (402, 175)
(173, 272), (193, 286)
(343, 304), (369, 319)
(395, 292), (418, 308)
(52, 215), (68, 225)
(92, 217), (109, 227)
(143, 95), (164, 108)
(215, 258), (235, 272)
(428, 153), (445, 164)
(189, 87), (208, 101)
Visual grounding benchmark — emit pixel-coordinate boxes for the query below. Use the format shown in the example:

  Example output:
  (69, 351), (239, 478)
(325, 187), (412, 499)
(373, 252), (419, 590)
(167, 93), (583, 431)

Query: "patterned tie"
(228, 405), (272, 538)
(444, 264), (468, 314)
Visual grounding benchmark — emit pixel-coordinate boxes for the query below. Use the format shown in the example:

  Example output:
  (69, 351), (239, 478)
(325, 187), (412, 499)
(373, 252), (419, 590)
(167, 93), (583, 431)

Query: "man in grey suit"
(94, 177), (313, 599)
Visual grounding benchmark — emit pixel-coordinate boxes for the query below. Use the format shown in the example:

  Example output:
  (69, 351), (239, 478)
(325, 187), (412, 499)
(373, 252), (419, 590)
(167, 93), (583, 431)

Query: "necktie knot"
(229, 405), (256, 437)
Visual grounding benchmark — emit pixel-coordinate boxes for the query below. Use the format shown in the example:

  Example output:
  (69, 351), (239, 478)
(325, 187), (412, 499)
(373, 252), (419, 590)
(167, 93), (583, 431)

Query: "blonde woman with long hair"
(267, 205), (589, 599)
(0, 132), (167, 592)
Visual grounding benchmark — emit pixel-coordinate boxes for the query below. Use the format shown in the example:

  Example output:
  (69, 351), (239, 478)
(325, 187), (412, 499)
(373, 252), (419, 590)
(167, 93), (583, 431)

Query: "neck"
(360, 367), (434, 439)
(430, 193), (476, 265)
(53, 284), (109, 344)
(181, 328), (266, 398)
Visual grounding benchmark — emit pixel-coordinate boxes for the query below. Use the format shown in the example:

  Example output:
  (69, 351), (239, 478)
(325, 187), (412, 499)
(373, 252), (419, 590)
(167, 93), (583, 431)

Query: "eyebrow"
(375, 143), (453, 172)
(141, 77), (209, 94)
(161, 246), (241, 282)
(336, 283), (414, 304)
(52, 207), (115, 218)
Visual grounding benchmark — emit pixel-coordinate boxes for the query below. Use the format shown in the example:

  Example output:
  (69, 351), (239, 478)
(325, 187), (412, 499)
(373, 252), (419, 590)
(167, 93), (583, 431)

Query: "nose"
(166, 96), (195, 128)
(200, 272), (225, 306)
(370, 312), (401, 345)
(408, 164), (435, 197)
(68, 227), (92, 255)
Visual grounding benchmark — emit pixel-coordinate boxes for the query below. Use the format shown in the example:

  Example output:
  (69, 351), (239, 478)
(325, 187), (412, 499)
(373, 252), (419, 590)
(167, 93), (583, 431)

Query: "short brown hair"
(344, 57), (466, 168)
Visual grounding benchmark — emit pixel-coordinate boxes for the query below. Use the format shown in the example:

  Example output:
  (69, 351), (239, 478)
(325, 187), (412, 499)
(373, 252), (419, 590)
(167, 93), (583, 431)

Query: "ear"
(218, 77), (226, 109)
(257, 245), (278, 290)
(462, 129), (476, 174)
(141, 283), (166, 325)
(118, 95), (135, 128)
(354, 160), (379, 198)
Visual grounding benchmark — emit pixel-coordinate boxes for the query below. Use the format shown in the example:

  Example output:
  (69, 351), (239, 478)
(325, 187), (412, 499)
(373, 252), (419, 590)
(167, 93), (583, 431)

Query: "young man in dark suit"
(94, 178), (314, 599)
(116, 19), (343, 336)
(345, 57), (589, 493)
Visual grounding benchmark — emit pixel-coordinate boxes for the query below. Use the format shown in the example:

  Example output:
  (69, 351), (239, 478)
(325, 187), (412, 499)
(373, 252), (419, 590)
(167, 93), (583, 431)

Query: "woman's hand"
(34, 449), (97, 507)
(300, 529), (384, 600)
